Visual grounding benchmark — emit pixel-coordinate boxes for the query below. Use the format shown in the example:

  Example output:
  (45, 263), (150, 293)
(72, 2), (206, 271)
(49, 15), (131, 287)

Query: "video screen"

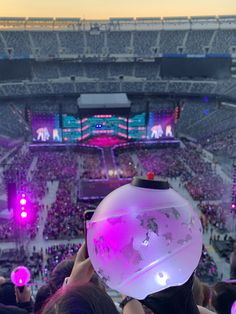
(62, 114), (81, 128)
(32, 113), (62, 142)
(62, 114), (81, 142)
(128, 113), (146, 139)
(63, 128), (82, 142)
(148, 111), (174, 140)
(81, 115), (127, 139)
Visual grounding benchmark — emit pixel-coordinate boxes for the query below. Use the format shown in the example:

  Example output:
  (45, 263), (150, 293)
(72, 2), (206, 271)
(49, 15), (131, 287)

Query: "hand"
(67, 242), (94, 286)
(120, 295), (145, 314)
(15, 286), (31, 303)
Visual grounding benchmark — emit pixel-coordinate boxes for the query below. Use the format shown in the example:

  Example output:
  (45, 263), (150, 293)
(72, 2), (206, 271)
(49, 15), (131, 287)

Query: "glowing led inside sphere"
(87, 177), (202, 299)
(11, 266), (31, 286)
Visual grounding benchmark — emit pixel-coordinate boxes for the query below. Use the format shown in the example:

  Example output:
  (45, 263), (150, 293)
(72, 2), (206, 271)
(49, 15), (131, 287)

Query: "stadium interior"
(0, 15), (236, 314)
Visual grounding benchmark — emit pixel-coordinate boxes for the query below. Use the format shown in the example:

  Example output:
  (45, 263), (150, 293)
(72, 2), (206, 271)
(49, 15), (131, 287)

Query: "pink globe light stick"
(11, 266), (31, 287)
(87, 176), (203, 299)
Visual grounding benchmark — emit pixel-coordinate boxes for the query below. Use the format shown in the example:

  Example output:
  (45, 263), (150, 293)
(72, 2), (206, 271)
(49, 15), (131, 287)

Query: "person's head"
(233, 243), (236, 252)
(192, 275), (204, 306)
(42, 283), (119, 314)
(0, 276), (6, 285)
(34, 284), (51, 314)
(49, 259), (75, 294)
(211, 282), (236, 314)
(202, 283), (211, 308)
(0, 281), (17, 306)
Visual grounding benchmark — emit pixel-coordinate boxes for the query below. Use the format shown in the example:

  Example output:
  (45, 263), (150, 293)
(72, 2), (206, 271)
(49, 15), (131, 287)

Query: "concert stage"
(79, 179), (131, 199)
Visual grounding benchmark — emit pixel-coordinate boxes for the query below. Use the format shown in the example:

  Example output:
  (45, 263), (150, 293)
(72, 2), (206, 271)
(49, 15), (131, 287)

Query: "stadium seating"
(185, 30), (214, 54)
(107, 31), (131, 54)
(160, 30), (186, 54)
(133, 31), (158, 56)
(30, 31), (59, 57)
(3, 31), (32, 57)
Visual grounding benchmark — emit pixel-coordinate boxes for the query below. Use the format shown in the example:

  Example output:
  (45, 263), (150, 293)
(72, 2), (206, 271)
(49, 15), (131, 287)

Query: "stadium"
(0, 14), (236, 314)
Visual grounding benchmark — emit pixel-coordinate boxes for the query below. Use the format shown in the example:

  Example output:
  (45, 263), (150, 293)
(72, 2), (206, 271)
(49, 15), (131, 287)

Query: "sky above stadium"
(0, 0), (235, 19)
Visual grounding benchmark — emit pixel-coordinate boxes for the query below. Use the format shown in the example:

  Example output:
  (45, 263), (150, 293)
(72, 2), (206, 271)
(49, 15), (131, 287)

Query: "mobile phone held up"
(84, 210), (95, 258)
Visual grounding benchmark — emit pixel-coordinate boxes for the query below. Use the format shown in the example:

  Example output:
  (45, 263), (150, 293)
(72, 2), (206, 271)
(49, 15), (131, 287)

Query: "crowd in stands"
(213, 236), (235, 264)
(136, 147), (185, 178)
(196, 245), (219, 284)
(1, 80), (230, 100)
(32, 151), (78, 199)
(43, 180), (85, 240)
(115, 151), (138, 178)
(80, 151), (105, 179)
(0, 106), (26, 138)
(0, 220), (14, 241)
(177, 102), (236, 144)
(199, 203), (229, 233)
(45, 243), (81, 273)
(202, 128), (236, 159)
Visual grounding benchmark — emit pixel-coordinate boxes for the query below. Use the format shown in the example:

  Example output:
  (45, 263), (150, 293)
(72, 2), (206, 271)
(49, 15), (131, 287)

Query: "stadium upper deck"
(0, 15), (236, 31)
(0, 16), (235, 101)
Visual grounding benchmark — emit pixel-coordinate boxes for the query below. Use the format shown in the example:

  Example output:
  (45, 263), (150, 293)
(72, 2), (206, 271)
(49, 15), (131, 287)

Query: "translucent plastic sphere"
(11, 266), (31, 286)
(87, 177), (202, 299)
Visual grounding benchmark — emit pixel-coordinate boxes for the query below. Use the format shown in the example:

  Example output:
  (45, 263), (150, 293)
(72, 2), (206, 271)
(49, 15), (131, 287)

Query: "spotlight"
(20, 198), (26, 206)
(21, 211), (28, 219)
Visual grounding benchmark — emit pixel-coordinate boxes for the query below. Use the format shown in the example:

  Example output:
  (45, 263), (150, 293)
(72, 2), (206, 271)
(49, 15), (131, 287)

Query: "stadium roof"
(78, 93), (131, 109)
(0, 15), (235, 30)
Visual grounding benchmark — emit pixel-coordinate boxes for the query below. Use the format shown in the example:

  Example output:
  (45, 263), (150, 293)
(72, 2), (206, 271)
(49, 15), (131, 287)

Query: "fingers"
(82, 258), (94, 274)
(68, 258), (94, 286)
(75, 242), (86, 263)
(15, 285), (31, 303)
(15, 286), (20, 302)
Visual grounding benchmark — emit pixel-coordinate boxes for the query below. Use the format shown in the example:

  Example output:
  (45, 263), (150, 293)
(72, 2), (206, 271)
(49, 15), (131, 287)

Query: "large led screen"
(128, 113), (146, 139)
(81, 115), (127, 140)
(147, 111), (174, 140)
(32, 113), (62, 142)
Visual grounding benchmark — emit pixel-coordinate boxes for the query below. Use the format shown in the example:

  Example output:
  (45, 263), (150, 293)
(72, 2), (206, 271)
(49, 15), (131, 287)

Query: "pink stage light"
(20, 198), (26, 205)
(11, 266), (31, 286)
(21, 211), (28, 219)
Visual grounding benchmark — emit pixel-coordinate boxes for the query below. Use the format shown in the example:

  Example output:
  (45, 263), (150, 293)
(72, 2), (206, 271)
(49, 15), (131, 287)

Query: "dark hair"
(34, 284), (51, 314)
(201, 283), (210, 308)
(192, 275), (203, 306)
(49, 259), (75, 294)
(0, 281), (17, 306)
(42, 283), (119, 314)
(212, 282), (236, 314)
